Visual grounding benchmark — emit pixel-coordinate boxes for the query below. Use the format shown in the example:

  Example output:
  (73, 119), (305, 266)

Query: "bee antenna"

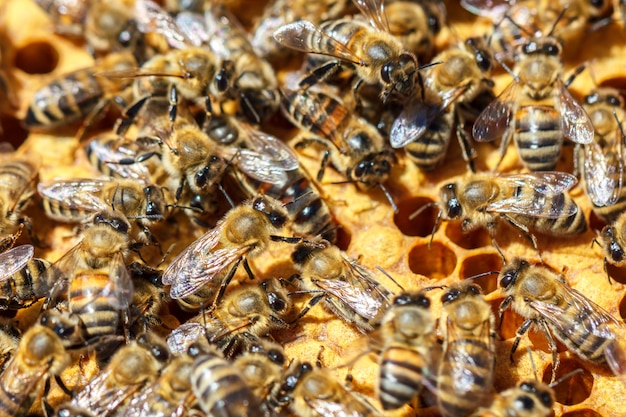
(166, 203), (203, 213)
(546, 5), (569, 38)
(375, 266), (405, 292)
(157, 243), (176, 268)
(429, 209), (442, 249)
(494, 54), (519, 82)
(526, 347), (539, 381)
(466, 271), (500, 280)
(549, 368), (584, 388)
(501, 13), (534, 38)
(217, 183), (235, 209)
(408, 201), (438, 220)
(378, 182), (398, 213)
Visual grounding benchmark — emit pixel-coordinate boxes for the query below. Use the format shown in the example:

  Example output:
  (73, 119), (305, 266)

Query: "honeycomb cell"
(335, 223), (351, 251)
(393, 196), (439, 237)
(604, 262), (626, 285)
(589, 211), (607, 233)
(445, 221), (491, 249)
(14, 41), (59, 74)
(459, 253), (503, 293)
(408, 241), (456, 279)
(542, 359), (593, 406)
(0, 116), (28, 148)
(619, 292), (626, 321)
(561, 410), (604, 417)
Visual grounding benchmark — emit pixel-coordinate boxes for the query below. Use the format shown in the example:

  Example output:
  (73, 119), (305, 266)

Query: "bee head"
(440, 183), (462, 219)
(393, 292), (431, 309)
(499, 259), (529, 289)
(519, 381), (554, 409)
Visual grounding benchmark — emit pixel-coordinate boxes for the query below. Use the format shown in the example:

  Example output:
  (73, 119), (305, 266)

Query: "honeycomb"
(0, 0), (625, 416)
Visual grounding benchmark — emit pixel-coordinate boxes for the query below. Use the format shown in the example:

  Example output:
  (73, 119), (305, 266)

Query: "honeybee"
(273, 0), (420, 102)
(390, 36), (496, 171)
(597, 211), (626, 270)
(38, 177), (170, 243)
(174, 4), (280, 123)
(0, 244), (54, 310)
(119, 352), (195, 417)
(161, 196), (292, 302)
(0, 158), (39, 252)
(385, 0), (446, 60)
(43, 210), (134, 343)
(437, 281), (496, 417)
(578, 88), (626, 222)
(251, 0), (349, 60)
(498, 258), (626, 383)
(468, 379), (556, 417)
(54, 333), (170, 416)
(188, 342), (263, 417)
(24, 52), (137, 135)
(290, 239), (394, 333)
(169, 279), (292, 356)
(126, 261), (171, 336)
(274, 361), (383, 417)
(367, 290), (437, 410)
(435, 172), (586, 255)
(0, 319), (19, 373)
(472, 28), (594, 171)
(281, 87), (397, 210)
(0, 322), (70, 416)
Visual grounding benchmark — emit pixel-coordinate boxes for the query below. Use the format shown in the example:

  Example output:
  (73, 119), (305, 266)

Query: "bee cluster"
(0, 0), (624, 416)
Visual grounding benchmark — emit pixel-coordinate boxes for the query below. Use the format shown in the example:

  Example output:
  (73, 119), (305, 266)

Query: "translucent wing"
(108, 253), (134, 310)
(273, 20), (365, 66)
(390, 84), (468, 148)
(42, 242), (85, 308)
(583, 142), (623, 207)
(166, 322), (205, 355)
(162, 226), (249, 299)
(37, 179), (110, 214)
(460, 0), (512, 19)
(86, 136), (155, 182)
(472, 80), (520, 142)
(353, 0), (390, 32)
(557, 81), (594, 145)
(175, 11), (210, 47)
(314, 257), (392, 323)
(135, 0), (191, 49)
(0, 245), (34, 282)
(485, 172), (578, 218)
(203, 5), (255, 58)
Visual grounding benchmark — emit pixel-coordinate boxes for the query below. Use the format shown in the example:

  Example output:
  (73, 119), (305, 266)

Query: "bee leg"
(455, 110), (477, 173)
(497, 295), (513, 331)
(316, 345), (326, 368)
(510, 318), (534, 363)
(75, 97), (112, 142)
(298, 61), (342, 90)
(499, 214), (541, 260)
(115, 95), (151, 136)
(564, 63), (587, 88)
(317, 149), (331, 182)
(288, 292), (325, 325)
(168, 84), (179, 124)
(538, 320), (559, 384)
(603, 257), (614, 285)
(215, 60), (236, 97)
(213, 257), (244, 306)
(493, 130), (513, 172)
(491, 237), (506, 265)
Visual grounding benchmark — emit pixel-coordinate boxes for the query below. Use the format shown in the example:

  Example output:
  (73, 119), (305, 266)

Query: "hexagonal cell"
(408, 241), (456, 279)
(14, 41), (59, 74)
(459, 253), (503, 294)
(619, 292), (626, 321)
(445, 221), (491, 249)
(589, 210), (608, 233)
(542, 359), (593, 406)
(0, 116), (28, 149)
(604, 262), (626, 285)
(334, 223), (352, 251)
(393, 196), (439, 237)
(561, 410), (604, 417)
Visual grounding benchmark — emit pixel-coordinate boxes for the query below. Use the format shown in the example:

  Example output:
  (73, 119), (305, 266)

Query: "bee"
(274, 361), (383, 417)
(188, 342), (263, 417)
(437, 281), (496, 417)
(169, 278), (292, 356)
(578, 87), (626, 223)
(24, 52), (137, 135)
(290, 239), (394, 333)
(597, 210), (626, 271)
(472, 24), (594, 171)
(273, 0), (420, 102)
(38, 177), (170, 243)
(368, 290), (437, 410)
(251, 0), (349, 61)
(435, 172), (586, 255)
(0, 158), (39, 252)
(281, 87), (398, 210)
(385, 0), (446, 60)
(0, 321), (70, 417)
(161, 196), (293, 302)
(390, 36), (496, 172)
(54, 333), (170, 416)
(468, 379), (556, 417)
(498, 258), (626, 383)
(173, 4), (280, 124)
(0, 318), (19, 373)
(126, 261), (171, 336)
(119, 352), (195, 417)
(43, 210), (134, 344)
(0, 244), (54, 310)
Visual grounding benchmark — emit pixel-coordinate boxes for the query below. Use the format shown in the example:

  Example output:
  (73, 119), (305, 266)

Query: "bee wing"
(306, 396), (376, 417)
(353, 0), (390, 32)
(166, 322), (205, 355)
(86, 137), (155, 182)
(314, 258), (392, 322)
(273, 20), (365, 66)
(557, 80), (594, 145)
(162, 227), (248, 299)
(234, 127), (300, 183)
(0, 244), (34, 282)
(175, 12), (210, 48)
(485, 172), (578, 218)
(390, 85), (468, 148)
(583, 142), (623, 207)
(42, 243), (85, 308)
(108, 253), (134, 310)
(73, 368), (142, 413)
(203, 5), (254, 58)
(460, 0), (511, 19)
(37, 179), (110, 214)
(134, 0), (191, 49)
(472, 80), (520, 142)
